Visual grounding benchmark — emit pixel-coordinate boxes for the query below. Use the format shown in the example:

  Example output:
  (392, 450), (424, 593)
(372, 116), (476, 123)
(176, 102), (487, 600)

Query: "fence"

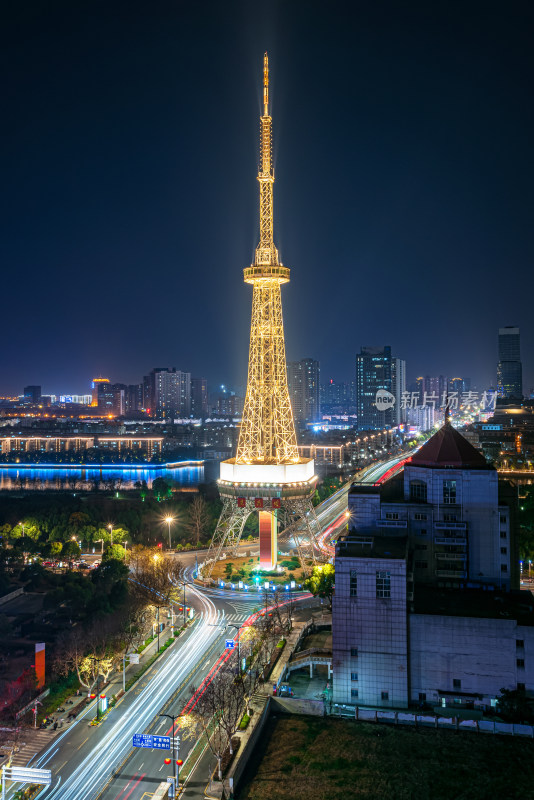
(330, 705), (534, 737)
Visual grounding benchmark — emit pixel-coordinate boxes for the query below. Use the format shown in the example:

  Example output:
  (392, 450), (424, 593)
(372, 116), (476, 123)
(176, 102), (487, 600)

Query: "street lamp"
(122, 540), (128, 560)
(159, 713), (180, 791)
(164, 516), (175, 550)
(108, 523), (113, 547)
(19, 521), (25, 538)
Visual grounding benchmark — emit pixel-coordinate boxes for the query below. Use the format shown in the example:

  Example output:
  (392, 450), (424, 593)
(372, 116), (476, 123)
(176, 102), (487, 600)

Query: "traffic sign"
(132, 734), (171, 750)
(3, 766), (52, 785)
(225, 639), (235, 650)
(129, 653), (140, 665)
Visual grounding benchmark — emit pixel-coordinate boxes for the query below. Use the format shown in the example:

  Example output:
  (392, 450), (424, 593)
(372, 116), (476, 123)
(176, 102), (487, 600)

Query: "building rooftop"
(409, 422), (491, 469)
(413, 585), (534, 626)
(336, 534), (407, 560)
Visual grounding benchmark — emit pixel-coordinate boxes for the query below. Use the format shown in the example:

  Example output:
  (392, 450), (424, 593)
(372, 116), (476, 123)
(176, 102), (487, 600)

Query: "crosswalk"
(11, 728), (57, 767)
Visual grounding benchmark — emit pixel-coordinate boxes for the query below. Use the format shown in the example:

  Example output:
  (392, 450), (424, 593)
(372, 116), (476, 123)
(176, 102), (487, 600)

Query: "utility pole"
(159, 714), (180, 792)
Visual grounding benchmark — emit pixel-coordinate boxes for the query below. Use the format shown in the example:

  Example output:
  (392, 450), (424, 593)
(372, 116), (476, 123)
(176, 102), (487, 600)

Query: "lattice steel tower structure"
(203, 54), (320, 578)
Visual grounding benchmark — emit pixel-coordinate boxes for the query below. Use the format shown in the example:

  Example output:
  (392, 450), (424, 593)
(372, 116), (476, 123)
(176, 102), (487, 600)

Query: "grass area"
(209, 554), (306, 586)
(238, 715), (534, 800)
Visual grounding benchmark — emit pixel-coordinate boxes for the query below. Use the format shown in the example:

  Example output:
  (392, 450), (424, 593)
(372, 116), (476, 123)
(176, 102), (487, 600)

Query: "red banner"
(272, 498), (281, 509)
(254, 497), (264, 509)
(237, 497), (246, 508)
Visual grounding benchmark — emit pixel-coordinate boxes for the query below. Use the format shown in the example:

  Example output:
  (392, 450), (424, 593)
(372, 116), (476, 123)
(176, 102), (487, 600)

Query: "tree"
(152, 477), (172, 501)
(304, 563), (335, 609)
(185, 495), (212, 545)
(62, 541), (81, 559)
(496, 687), (534, 724)
(103, 544), (126, 562)
(42, 541), (62, 559)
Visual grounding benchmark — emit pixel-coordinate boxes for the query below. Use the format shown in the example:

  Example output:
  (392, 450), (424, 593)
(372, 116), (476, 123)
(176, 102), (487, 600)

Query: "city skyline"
(3, 2), (534, 394)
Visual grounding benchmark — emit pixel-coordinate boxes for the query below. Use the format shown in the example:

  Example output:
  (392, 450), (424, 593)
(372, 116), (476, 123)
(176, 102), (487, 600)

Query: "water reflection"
(0, 463), (206, 491)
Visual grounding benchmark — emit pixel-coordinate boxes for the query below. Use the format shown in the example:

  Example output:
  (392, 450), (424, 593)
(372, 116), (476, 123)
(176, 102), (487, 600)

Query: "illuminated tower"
(204, 54), (320, 577)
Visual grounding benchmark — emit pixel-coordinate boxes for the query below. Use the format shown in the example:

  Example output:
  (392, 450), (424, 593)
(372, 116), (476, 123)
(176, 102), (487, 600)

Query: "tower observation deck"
(203, 54), (321, 577)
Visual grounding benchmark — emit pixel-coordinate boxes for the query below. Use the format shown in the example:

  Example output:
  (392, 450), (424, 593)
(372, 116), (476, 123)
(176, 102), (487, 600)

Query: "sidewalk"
(9, 624), (181, 769)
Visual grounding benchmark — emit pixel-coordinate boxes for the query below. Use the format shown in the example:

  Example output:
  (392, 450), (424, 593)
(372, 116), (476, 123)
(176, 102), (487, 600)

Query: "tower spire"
(263, 52), (269, 116)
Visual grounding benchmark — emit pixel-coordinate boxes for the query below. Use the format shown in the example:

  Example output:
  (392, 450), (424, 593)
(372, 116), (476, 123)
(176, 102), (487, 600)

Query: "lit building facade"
(497, 326), (523, 399)
(355, 346), (405, 430)
(287, 359), (321, 426)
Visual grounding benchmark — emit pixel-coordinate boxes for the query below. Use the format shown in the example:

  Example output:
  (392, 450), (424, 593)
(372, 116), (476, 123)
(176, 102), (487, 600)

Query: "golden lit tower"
(203, 54), (321, 578)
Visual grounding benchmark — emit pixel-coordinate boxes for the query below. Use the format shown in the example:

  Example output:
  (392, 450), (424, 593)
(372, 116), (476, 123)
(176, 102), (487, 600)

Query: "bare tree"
(185, 495), (211, 545)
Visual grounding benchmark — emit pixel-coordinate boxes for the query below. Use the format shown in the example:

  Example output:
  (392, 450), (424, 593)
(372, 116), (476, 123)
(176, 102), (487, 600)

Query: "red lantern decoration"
(164, 757), (172, 765)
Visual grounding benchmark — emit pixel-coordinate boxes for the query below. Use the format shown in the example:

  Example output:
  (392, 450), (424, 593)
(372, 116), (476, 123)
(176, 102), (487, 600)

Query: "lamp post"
(95, 538), (104, 555)
(226, 623), (243, 671)
(19, 521), (25, 538)
(159, 713), (180, 791)
(164, 516), (175, 551)
(108, 523), (113, 547)
(122, 541), (128, 560)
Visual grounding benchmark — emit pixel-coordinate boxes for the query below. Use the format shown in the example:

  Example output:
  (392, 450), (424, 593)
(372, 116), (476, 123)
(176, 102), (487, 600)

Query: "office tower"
(91, 377), (110, 407)
(125, 384), (143, 414)
(98, 383), (124, 416)
(191, 377), (208, 417)
(497, 326), (523, 399)
(355, 346), (405, 430)
(23, 385), (41, 404)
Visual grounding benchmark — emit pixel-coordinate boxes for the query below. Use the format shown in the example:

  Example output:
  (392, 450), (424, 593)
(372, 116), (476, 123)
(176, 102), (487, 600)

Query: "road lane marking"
(76, 736), (89, 750)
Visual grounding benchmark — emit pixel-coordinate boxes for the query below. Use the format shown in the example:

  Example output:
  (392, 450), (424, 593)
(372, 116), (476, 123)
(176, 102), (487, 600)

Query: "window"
(351, 673), (358, 681)
(500, 515), (507, 524)
(453, 679), (461, 690)
(350, 570), (358, 598)
(421, 528), (427, 536)
(501, 547), (507, 555)
(381, 691), (389, 701)
(410, 480), (427, 502)
(501, 564), (508, 573)
(516, 640), (524, 649)
(376, 571), (391, 598)
(415, 561), (428, 569)
(385, 512), (399, 520)
(416, 543), (427, 550)
(500, 530), (507, 539)
(518, 683), (526, 691)
(517, 659), (525, 669)
(418, 693), (426, 703)
(350, 647), (358, 657)
(443, 513), (457, 522)
(443, 480), (457, 505)
(351, 689), (359, 698)
(414, 512), (427, 521)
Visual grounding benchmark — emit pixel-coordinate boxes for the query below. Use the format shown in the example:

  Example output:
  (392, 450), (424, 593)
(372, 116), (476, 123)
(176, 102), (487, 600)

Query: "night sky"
(3, 1), (534, 396)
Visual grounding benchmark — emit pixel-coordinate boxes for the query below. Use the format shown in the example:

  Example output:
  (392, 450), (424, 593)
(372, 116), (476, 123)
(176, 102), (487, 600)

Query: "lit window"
(376, 571), (391, 599)
(443, 480), (457, 504)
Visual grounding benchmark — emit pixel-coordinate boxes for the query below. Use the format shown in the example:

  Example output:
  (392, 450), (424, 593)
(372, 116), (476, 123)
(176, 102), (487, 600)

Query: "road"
(15, 450), (414, 800)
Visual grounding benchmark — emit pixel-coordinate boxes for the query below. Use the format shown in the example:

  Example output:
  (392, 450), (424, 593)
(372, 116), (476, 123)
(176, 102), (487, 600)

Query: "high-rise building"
(23, 385), (41, 404)
(497, 326), (522, 399)
(191, 377), (208, 417)
(355, 346), (405, 430)
(125, 384), (143, 414)
(154, 368), (191, 420)
(287, 358), (320, 426)
(204, 54), (319, 575)
(91, 377), (110, 407)
(98, 383), (125, 416)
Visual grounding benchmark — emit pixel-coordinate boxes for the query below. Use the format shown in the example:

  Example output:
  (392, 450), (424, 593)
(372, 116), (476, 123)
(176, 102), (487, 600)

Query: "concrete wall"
(410, 613), (534, 704)
(271, 697), (324, 716)
(333, 555), (408, 708)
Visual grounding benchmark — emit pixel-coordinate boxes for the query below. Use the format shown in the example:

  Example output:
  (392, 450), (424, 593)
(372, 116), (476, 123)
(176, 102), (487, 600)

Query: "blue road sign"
(225, 639), (235, 650)
(133, 734), (171, 750)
